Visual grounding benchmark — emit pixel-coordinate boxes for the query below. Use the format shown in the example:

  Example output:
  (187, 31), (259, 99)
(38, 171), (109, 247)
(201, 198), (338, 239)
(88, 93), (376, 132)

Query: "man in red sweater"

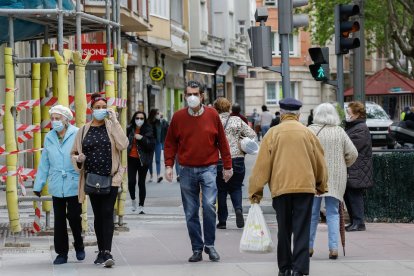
(164, 81), (233, 263)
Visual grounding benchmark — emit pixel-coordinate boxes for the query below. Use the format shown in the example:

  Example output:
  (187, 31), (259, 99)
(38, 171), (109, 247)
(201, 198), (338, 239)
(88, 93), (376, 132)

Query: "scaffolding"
(0, 0), (129, 235)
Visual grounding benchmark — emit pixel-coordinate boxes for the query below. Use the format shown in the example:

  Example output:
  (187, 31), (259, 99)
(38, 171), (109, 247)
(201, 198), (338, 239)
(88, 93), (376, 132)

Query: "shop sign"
(150, 67), (165, 81)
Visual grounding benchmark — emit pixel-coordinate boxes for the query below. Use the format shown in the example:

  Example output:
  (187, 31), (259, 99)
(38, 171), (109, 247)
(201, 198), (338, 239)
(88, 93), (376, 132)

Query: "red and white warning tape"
(0, 165), (37, 182)
(0, 123), (40, 132)
(0, 132), (34, 154)
(0, 99), (40, 113)
(31, 202), (41, 233)
(0, 148), (43, 157)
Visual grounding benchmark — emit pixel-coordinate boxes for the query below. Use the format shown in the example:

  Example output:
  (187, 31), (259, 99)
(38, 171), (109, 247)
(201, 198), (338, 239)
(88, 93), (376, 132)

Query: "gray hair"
(280, 108), (300, 116)
(313, 103), (340, 126)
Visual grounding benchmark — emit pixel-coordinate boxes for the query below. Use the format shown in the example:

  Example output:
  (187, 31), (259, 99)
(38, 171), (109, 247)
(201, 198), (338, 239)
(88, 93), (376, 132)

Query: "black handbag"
(85, 173), (112, 195)
(81, 126), (112, 195)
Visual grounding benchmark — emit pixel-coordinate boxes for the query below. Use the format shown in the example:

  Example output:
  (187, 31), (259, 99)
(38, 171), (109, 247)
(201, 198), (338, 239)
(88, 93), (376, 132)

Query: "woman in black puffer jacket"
(127, 111), (155, 214)
(344, 101), (373, 232)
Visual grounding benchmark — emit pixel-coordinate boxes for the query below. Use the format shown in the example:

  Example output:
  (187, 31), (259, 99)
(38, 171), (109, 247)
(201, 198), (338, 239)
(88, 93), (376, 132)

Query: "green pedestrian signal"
(308, 47), (330, 82)
(317, 66), (325, 79)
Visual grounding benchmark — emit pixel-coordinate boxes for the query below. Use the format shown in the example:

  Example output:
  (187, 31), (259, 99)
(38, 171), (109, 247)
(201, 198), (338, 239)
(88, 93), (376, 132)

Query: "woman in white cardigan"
(308, 103), (358, 259)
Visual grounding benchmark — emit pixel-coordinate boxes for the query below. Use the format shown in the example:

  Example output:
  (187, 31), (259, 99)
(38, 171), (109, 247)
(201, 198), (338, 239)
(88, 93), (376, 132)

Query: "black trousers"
(272, 193), (313, 275)
(89, 186), (118, 252)
(128, 156), (148, 206)
(52, 196), (84, 255)
(344, 187), (365, 225)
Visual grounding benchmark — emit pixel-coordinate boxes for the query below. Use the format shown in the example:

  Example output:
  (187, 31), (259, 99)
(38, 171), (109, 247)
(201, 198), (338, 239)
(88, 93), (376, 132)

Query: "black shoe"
(345, 223), (353, 231)
(216, 222), (226, 229)
(103, 252), (115, 268)
(177, 176), (180, 182)
(188, 251), (203, 262)
(292, 272), (304, 276)
(278, 270), (292, 276)
(204, 246), (220, 262)
(235, 209), (245, 228)
(346, 223), (366, 232)
(53, 254), (68, 265)
(94, 251), (105, 265)
(157, 176), (163, 183)
(75, 249), (85, 261)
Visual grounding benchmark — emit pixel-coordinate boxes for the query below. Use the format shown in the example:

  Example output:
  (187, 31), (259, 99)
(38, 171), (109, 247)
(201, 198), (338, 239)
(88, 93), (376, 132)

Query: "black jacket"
(345, 119), (373, 189)
(270, 116), (280, 127)
(127, 123), (156, 166)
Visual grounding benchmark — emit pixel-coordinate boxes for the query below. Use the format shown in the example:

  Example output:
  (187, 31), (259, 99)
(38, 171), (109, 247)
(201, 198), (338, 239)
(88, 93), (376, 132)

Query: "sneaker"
(157, 176), (163, 183)
(131, 199), (137, 212)
(75, 249), (85, 261)
(103, 252), (115, 268)
(53, 254), (68, 265)
(148, 175), (153, 183)
(94, 251), (105, 265)
(138, 206), (145, 214)
(235, 209), (245, 228)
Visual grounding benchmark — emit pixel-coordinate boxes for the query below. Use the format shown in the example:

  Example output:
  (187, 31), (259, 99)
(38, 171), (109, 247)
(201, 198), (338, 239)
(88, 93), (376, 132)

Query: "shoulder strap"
(316, 124), (327, 136)
(81, 126), (86, 152)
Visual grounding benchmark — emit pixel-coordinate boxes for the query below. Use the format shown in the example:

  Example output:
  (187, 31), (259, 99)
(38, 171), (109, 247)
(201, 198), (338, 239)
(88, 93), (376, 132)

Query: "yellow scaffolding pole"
(73, 51), (91, 232)
(4, 47), (21, 233)
(53, 49), (72, 107)
(117, 52), (128, 221)
(39, 44), (52, 212)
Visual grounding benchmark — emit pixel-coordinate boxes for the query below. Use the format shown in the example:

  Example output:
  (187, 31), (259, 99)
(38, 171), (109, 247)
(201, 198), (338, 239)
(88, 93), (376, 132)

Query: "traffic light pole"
(337, 54), (345, 108)
(353, 0), (365, 103)
(280, 34), (292, 98)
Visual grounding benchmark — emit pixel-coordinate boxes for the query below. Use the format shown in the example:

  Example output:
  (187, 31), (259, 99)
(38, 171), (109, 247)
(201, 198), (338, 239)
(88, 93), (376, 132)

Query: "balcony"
(82, 0), (151, 32)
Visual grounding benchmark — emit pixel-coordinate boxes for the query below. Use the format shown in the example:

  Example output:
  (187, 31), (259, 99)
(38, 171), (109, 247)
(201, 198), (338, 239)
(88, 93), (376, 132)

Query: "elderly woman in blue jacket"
(33, 105), (84, 265)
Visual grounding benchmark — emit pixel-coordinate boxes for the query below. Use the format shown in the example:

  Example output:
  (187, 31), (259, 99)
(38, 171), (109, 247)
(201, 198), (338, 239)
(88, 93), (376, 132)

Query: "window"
(264, 0), (276, 6)
(150, 0), (169, 19)
(238, 20), (246, 35)
(266, 82), (298, 105)
(271, 32), (298, 56)
(200, 1), (208, 34)
(171, 0), (183, 24)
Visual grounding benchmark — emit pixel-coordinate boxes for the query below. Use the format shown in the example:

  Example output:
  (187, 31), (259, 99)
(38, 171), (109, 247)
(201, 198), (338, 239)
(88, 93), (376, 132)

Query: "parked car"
(345, 102), (395, 149)
(389, 121), (414, 146)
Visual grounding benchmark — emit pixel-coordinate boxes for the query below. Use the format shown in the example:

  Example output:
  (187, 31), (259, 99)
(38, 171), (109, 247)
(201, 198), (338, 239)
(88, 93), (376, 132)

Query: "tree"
(307, 0), (414, 79)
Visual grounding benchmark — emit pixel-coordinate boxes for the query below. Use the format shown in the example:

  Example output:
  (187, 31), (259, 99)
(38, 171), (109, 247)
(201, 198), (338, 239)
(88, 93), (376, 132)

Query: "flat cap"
(279, 97), (302, 111)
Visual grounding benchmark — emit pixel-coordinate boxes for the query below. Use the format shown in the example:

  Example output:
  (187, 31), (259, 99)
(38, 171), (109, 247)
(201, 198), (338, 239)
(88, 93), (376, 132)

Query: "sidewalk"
(1, 217), (414, 276)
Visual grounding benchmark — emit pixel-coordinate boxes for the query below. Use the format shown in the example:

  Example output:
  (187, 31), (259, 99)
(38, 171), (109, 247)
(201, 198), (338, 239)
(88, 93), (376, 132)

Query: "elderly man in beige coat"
(249, 98), (328, 276)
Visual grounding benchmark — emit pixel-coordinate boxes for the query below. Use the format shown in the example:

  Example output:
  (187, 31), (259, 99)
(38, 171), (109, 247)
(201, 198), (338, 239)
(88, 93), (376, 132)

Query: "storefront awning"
(216, 62), (231, 76)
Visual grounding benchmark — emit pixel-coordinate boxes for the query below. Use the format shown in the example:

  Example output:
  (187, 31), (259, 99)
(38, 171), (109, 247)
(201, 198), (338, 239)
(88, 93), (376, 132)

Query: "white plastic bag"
(240, 137), (259, 155)
(240, 203), (274, 253)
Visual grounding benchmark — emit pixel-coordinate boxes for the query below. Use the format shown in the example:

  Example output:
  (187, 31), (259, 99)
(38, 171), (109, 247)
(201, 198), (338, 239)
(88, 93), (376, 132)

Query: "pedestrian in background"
(270, 111), (281, 127)
(34, 105), (84, 265)
(260, 104), (273, 136)
(214, 97), (256, 229)
(164, 81), (233, 263)
(307, 109), (314, 126)
(127, 111), (155, 214)
(249, 98), (328, 276)
(344, 101), (373, 232)
(71, 93), (128, 268)
(308, 103), (358, 259)
(147, 108), (169, 183)
(230, 102), (249, 124)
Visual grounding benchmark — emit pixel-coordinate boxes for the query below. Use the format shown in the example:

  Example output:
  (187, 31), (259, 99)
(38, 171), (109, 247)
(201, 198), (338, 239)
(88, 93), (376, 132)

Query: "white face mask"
(135, 119), (144, 127)
(187, 95), (201, 108)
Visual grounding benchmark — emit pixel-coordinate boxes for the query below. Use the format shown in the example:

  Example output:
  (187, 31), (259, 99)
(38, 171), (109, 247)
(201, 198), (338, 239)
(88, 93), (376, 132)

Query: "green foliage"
(364, 153), (414, 223)
(307, 0), (396, 53)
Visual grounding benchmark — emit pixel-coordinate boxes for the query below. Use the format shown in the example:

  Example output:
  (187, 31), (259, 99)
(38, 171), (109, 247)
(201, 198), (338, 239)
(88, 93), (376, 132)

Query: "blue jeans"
(261, 125), (270, 136)
(216, 157), (245, 223)
(179, 165), (217, 252)
(149, 142), (163, 176)
(309, 196), (340, 250)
